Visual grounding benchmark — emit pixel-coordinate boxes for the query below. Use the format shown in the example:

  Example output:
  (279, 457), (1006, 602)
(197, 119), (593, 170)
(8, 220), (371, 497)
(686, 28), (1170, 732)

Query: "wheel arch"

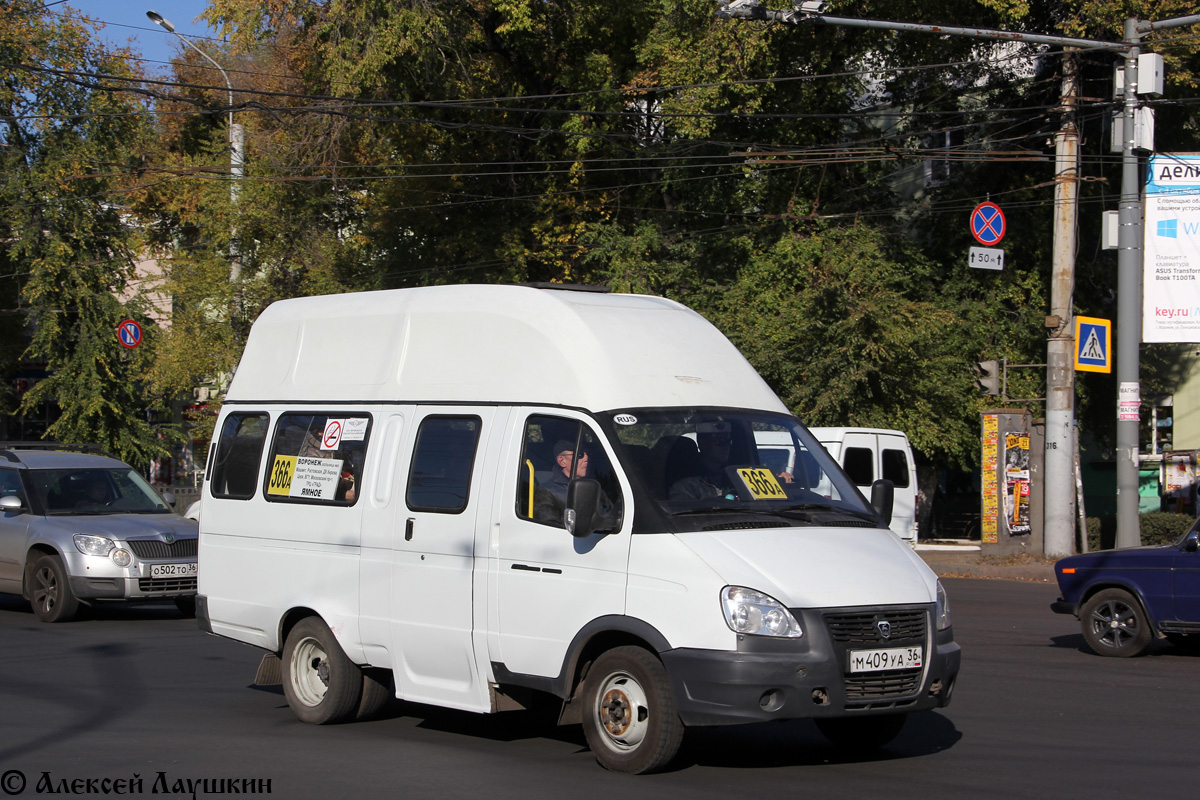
(22, 543), (63, 599)
(555, 616), (673, 725)
(276, 606), (322, 654)
(1079, 581), (1161, 634)
(488, 616), (673, 722)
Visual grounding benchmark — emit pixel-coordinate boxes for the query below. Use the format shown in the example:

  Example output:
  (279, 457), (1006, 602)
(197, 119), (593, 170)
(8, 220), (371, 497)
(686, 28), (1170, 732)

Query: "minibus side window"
(881, 449), (911, 488)
(516, 415), (622, 531)
(842, 447), (874, 486)
(263, 413), (372, 505)
(210, 413), (270, 499)
(406, 416), (481, 513)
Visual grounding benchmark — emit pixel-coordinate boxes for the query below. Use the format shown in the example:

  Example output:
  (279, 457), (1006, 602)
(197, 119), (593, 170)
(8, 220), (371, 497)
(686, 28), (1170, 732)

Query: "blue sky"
(64, 1), (219, 75)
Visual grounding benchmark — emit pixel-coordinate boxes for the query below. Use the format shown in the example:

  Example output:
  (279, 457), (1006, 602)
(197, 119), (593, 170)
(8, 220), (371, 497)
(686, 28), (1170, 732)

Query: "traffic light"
(973, 360), (1001, 395)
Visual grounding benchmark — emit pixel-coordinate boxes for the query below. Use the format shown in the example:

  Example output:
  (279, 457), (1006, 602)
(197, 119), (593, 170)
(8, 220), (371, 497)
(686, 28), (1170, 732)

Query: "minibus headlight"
(721, 586), (803, 638)
(936, 580), (952, 631)
(73, 534), (115, 557)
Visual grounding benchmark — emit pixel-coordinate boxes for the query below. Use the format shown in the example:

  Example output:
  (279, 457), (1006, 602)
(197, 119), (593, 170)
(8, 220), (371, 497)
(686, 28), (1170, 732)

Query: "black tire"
(174, 596), (196, 618)
(816, 713), (908, 750)
(580, 646), (684, 774)
(28, 554), (80, 623)
(356, 668), (393, 721)
(1080, 588), (1152, 658)
(281, 617), (363, 724)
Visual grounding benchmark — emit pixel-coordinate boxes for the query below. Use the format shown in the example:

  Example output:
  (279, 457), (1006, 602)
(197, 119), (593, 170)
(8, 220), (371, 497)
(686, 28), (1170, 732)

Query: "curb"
(914, 544), (1057, 582)
(919, 560), (1056, 582)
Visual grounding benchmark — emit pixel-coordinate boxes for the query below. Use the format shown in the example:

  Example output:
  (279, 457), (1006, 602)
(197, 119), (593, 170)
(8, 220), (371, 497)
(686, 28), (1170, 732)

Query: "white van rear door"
(387, 407), (498, 712)
(837, 431), (916, 542)
(878, 433), (917, 541)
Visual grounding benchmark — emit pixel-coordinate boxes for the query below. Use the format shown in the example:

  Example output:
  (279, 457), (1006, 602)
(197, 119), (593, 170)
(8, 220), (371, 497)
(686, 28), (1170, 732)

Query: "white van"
(808, 428), (919, 545)
(195, 285), (959, 774)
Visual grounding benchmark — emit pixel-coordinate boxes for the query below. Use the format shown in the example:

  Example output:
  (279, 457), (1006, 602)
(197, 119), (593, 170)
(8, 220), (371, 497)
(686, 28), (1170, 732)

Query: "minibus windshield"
(604, 408), (880, 532)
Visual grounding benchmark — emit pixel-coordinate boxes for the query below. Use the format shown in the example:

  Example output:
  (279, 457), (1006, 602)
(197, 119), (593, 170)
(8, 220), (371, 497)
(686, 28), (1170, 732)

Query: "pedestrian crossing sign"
(1075, 316), (1111, 373)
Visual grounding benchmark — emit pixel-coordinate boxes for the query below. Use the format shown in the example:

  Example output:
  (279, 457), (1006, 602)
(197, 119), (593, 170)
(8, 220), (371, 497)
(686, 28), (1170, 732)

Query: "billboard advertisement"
(1144, 154), (1200, 343)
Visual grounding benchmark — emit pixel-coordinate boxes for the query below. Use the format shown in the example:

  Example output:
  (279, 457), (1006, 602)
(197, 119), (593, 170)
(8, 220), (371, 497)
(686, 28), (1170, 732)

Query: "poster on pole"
(1003, 432), (1031, 536)
(1143, 154), (1200, 342)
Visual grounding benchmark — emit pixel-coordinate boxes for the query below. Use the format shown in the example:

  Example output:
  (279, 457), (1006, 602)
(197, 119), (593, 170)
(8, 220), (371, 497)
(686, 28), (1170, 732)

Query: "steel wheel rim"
(290, 636), (331, 707)
(593, 670), (650, 753)
(33, 566), (58, 614)
(1089, 599), (1138, 649)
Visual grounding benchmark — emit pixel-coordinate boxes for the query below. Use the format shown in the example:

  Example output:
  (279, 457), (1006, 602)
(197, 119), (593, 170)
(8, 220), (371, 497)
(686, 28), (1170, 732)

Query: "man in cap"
(544, 439), (588, 506)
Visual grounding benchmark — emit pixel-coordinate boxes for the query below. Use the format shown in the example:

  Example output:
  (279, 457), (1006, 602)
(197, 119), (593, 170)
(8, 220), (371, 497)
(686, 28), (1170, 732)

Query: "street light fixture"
(146, 10), (243, 282)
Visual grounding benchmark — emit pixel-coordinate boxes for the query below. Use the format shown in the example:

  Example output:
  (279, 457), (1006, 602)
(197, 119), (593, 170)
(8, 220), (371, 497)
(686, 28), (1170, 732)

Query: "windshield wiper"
(775, 503), (878, 522)
(671, 506), (750, 516)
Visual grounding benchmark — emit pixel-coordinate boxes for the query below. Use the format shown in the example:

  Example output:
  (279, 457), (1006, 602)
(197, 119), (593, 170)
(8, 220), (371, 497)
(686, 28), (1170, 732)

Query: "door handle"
(405, 518), (414, 541)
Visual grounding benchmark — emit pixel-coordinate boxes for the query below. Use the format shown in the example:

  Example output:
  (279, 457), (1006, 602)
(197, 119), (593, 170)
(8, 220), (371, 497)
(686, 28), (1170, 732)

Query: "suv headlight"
(721, 586), (803, 638)
(73, 534), (115, 557)
(936, 580), (952, 631)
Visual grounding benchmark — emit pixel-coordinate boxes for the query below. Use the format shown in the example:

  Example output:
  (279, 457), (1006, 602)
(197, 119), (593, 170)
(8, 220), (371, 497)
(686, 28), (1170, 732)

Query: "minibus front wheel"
(581, 646), (684, 774)
(282, 616), (363, 724)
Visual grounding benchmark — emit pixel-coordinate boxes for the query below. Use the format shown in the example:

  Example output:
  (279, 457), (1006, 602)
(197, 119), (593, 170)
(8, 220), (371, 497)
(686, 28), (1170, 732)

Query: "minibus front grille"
(821, 607), (928, 706)
(128, 539), (198, 559)
(824, 609), (926, 644)
(844, 669), (923, 703)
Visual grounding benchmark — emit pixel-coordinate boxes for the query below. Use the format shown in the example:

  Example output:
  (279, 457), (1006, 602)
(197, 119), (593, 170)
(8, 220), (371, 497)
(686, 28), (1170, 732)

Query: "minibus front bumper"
(660, 619), (960, 726)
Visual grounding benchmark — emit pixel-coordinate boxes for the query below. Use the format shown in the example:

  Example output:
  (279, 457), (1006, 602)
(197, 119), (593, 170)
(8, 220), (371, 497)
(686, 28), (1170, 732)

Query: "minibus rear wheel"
(581, 646), (683, 774)
(282, 616), (363, 724)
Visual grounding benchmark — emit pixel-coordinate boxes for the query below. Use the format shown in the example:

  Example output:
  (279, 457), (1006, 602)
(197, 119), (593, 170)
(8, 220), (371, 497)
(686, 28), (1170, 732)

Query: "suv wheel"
(28, 554), (80, 623)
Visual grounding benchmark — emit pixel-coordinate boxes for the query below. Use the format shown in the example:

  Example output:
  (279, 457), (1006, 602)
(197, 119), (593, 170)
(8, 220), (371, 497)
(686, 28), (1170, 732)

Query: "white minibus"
(196, 284), (959, 773)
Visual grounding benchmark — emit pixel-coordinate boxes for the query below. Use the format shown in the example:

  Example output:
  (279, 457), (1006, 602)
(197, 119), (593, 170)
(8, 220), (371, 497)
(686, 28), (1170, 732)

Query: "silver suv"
(0, 445), (198, 622)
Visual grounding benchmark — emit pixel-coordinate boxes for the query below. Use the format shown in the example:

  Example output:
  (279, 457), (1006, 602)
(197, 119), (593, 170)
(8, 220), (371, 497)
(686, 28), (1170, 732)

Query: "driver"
(75, 475), (109, 508)
(669, 423), (736, 501)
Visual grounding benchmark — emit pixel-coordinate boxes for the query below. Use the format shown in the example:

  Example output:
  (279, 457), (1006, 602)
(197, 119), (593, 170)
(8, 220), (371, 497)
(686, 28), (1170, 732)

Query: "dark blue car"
(1052, 518), (1200, 657)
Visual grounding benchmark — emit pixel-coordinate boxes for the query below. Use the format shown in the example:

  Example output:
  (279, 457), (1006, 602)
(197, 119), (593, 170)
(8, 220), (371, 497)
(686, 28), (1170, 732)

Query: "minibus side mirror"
(870, 479), (894, 526)
(564, 478), (602, 538)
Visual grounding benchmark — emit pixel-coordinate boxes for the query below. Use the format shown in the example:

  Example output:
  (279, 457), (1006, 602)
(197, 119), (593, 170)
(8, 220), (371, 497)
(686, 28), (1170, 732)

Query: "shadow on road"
(1049, 632), (1200, 658)
(680, 710), (961, 770)
(279, 696), (962, 772)
(0, 593), (191, 623)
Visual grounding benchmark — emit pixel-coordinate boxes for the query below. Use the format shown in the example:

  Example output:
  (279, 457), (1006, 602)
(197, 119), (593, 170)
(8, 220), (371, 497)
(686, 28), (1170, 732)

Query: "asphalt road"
(0, 578), (1196, 799)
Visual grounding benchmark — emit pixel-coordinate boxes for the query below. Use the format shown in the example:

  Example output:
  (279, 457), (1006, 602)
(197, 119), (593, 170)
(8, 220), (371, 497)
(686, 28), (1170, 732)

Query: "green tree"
(154, 0), (1199, 487)
(0, 1), (167, 464)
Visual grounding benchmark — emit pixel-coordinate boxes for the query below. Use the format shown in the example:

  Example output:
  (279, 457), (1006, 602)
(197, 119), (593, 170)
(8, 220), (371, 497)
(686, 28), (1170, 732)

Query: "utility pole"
(1113, 12), (1200, 549)
(1044, 52), (1078, 558)
(1115, 23), (1143, 549)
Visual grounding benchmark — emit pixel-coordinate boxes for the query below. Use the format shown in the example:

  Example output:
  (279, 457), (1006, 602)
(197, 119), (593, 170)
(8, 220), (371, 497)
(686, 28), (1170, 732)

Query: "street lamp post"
(147, 10), (243, 283)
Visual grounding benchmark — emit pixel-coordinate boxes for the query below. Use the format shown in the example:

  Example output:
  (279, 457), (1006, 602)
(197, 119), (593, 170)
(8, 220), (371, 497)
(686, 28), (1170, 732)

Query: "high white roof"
(226, 285), (787, 413)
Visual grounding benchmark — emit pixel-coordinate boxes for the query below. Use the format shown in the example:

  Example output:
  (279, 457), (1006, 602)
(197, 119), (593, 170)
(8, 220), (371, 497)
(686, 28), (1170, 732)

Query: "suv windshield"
(28, 468), (172, 515)
(605, 408), (879, 533)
